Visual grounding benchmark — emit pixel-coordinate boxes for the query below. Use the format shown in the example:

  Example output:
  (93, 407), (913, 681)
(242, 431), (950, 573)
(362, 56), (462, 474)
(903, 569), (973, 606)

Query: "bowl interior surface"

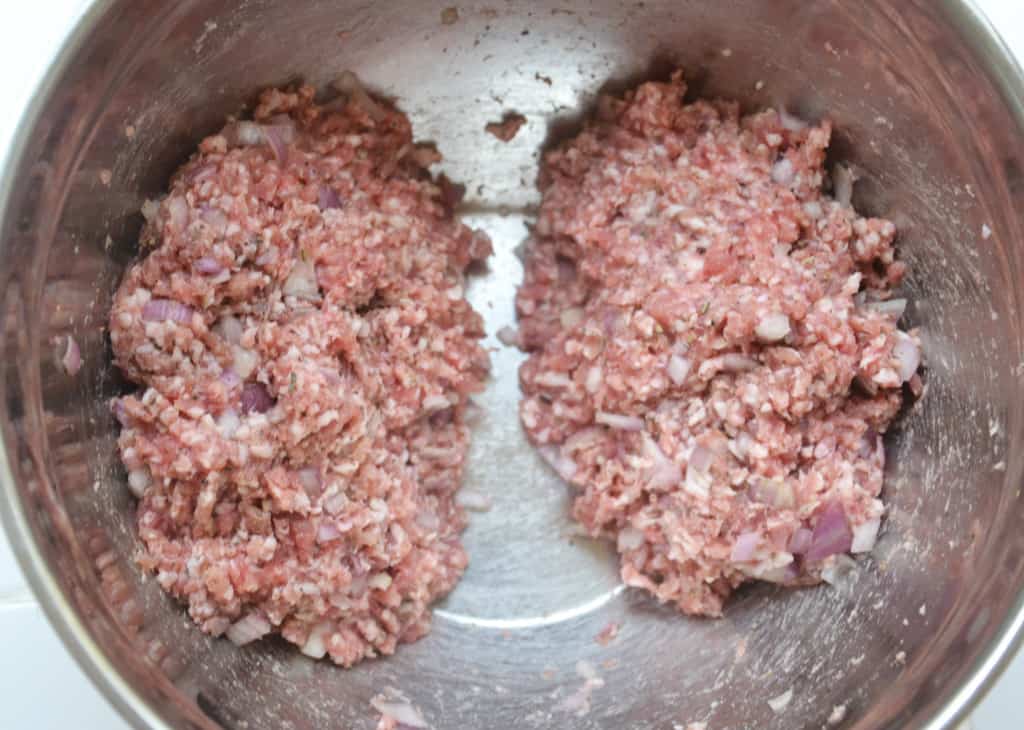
(2, 1), (1024, 729)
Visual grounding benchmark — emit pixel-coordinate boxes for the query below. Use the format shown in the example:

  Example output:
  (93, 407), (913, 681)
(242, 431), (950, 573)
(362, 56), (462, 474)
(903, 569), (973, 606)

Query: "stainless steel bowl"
(2, 1), (1024, 728)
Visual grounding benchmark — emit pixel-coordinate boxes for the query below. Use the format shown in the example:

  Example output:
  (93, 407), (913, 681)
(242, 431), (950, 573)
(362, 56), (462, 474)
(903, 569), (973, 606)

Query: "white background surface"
(1, 1), (1023, 728)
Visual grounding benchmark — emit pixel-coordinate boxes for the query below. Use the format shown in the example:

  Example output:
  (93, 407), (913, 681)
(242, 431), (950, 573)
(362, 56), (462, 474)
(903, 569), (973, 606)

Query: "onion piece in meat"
(127, 467), (151, 499)
(721, 353), (758, 372)
(195, 257), (224, 275)
(851, 517), (880, 553)
(215, 315), (244, 345)
(56, 334), (82, 376)
(771, 158), (795, 186)
(142, 299), (195, 324)
(805, 501), (853, 562)
(456, 488), (494, 512)
(318, 185), (343, 210)
(260, 123), (293, 163)
(283, 259), (321, 301)
(778, 108), (807, 131)
(232, 345), (259, 380)
(333, 71), (386, 122)
(617, 526), (646, 551)
(226, 613), (271, 646)
(317, 521), (342, 544)
(241, 382), (275, 414)
(748, 477), (795, 509)
(865, 298), (907, 320)
(667, 354), (691, 385)
(788, 527), (813, 555)
(755, 313), (791, 343)
(167, 196), (189, 231)
(641, 433), (681, 490)
(595, 411), (644, 431)
(216, 408), (241, 438)
(369, 696), (428, 729)
(538, 445), (578, 481)
(684, 445), (714, 499)
(300, 622), (331, 659)
(297, 467), (322, 498)
(731, 531), (760, 562)
(893, 331), (921, 382)
(768, 688), (794, 714)
(833, 164), (856, 207)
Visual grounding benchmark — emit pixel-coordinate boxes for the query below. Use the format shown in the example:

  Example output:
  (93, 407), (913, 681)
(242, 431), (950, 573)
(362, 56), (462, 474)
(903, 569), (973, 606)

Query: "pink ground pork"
(516, 72), (921, 616)
(110, 81), (491, 665)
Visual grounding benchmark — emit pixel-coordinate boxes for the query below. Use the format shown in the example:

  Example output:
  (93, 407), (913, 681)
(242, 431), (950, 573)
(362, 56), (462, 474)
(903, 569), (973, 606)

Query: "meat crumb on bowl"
(109, 77), (491, 666)
(485, 112), (527, 142)
(516, 71), (920, 617)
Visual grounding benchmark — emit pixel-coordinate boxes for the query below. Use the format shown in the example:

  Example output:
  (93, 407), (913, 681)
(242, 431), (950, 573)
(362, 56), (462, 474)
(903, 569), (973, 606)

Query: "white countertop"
(2, 1), (1024, 728)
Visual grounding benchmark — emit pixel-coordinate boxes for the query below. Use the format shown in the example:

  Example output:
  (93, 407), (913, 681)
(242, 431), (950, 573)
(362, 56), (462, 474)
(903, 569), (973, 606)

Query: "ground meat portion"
(110, 82), (491, 665)
(516, 72), (920, 617)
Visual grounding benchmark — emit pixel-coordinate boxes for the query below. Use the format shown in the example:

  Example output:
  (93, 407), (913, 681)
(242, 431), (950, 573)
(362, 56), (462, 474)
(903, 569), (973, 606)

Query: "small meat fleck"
(441, 7), (459, 25)
(485, 112), (527, 142)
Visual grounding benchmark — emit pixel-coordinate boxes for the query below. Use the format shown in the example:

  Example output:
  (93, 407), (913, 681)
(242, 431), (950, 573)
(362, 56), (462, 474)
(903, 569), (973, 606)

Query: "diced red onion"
(539, 445), (578, 481)
(283, 259), (320, 300)
(778, 108), (807, 131)
(755, 313), (791, 343)
(749, 477), (795, 509)
(771, 158), (795, 186)
(731, 531), (760, 562)
(893, 331), (920, 382)
(213, 315), (242, 345)
(240, 382), (274, 414)
(216, 408), (241, 438)
(496, 325), (520, 347)
(226, 613), (271, 646)
(57, 334), (82, 376)
(317, 521), (342, 543)
(230, 121), (264, 146)
(642, 434), (681, 490)
(167, 196), (188, 230)
(595, 411), (644, 431)
(788, 527), (813, 555)
(297, 467), (323, 498)
(851, 517), (880, 553)
(142, 299), (195, 324)
(318, 185), (343, 210)
(721, 353), (758, 372)
(195, 257), (224, 275)
(369, 697), (428, 729)
(200, 206), (229, 232)
(865, 298), (907, 320)
(127, 467), (151, 499)
(667, 354), (691, 385)
(334, 71), (386, 122)
(688, 444), (713, 472)
(805, 501), (852, 562)
(833, 164), (855, 207)
(260, 124), (293, 164)
(821, 554), (857, 586)
(617, 526), (646, 551)
(112, 398), (128, 426)
(231, 345), (259, 380)
(140, 198), (160, 223)
(456, 488), (493, 512)
(300, 622), (331, 659)
(220, 368), (242, 390)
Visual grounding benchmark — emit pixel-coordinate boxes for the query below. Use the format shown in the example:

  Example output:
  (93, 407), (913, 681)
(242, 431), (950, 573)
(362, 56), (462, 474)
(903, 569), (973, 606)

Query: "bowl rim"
(1, 1), (1022, 729)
